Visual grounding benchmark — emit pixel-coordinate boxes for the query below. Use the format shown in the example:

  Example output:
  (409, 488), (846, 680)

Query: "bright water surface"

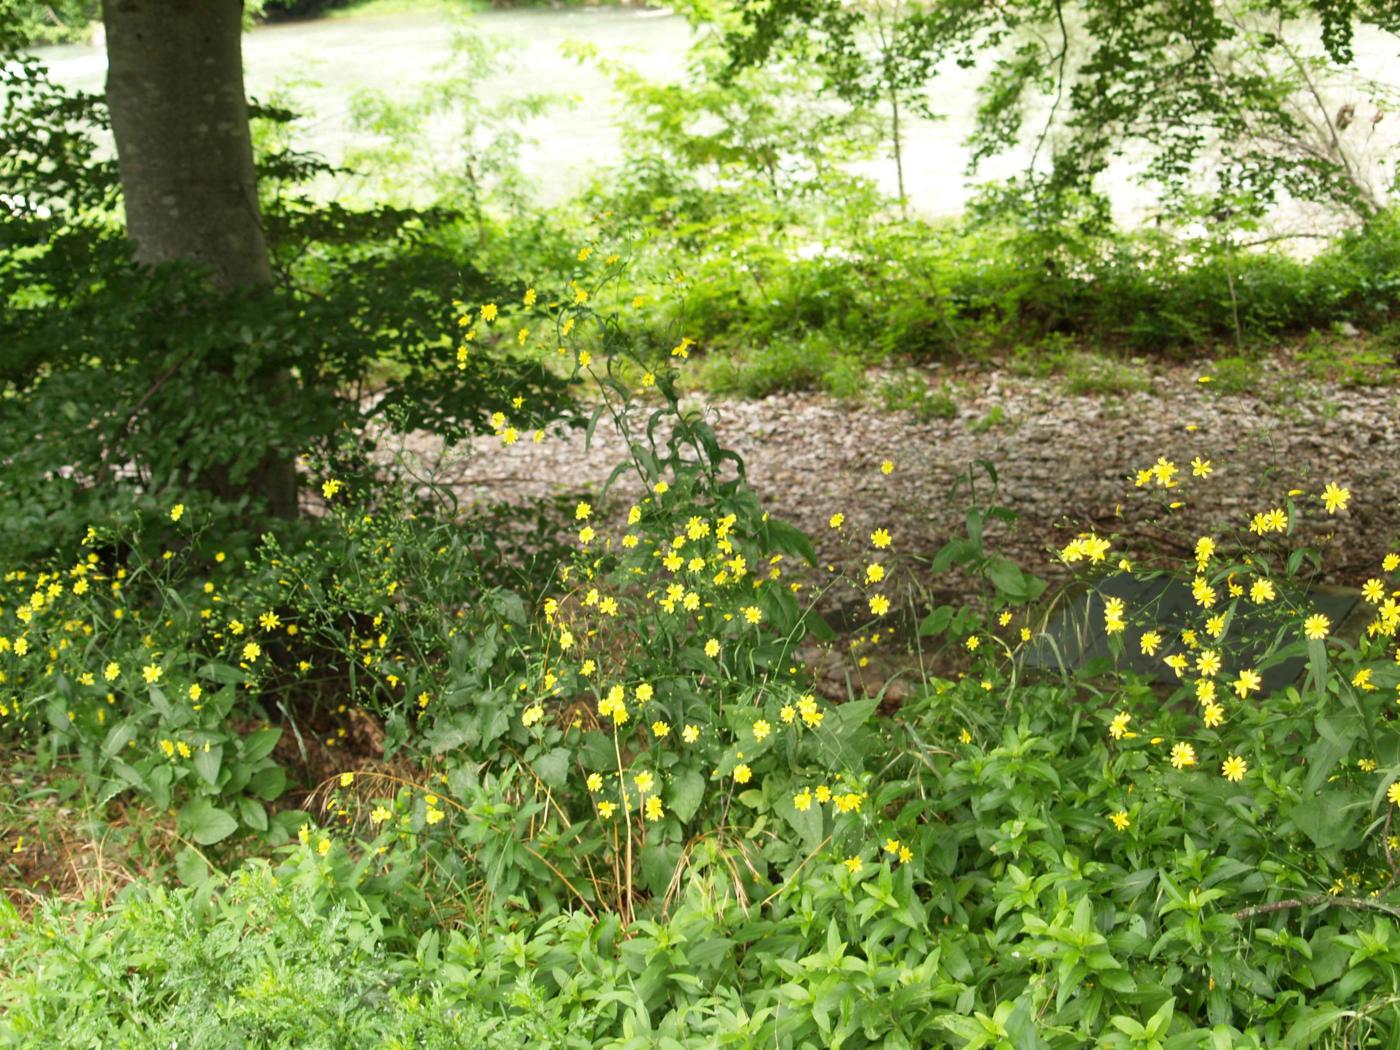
(35, 7), (1400, 223)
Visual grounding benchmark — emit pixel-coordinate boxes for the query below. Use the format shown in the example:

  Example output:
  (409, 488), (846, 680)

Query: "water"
(34, 6), (1400, 224)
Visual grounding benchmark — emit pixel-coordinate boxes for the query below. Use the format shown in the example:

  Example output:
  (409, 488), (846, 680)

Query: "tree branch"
(1235, 894), (1400, 922)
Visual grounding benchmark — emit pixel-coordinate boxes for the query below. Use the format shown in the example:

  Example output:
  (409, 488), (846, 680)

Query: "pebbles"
(382, 361), (1400, 597)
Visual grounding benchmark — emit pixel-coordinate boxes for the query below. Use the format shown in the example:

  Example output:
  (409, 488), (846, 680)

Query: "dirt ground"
(385, 359), (1400, 602)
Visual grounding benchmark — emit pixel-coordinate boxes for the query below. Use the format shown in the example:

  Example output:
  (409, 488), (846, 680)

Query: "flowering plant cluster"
(5, 248), (1400, 1045)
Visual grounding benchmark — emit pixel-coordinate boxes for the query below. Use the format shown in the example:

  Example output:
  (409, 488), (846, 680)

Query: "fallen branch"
(1234, 894), (1400, 922)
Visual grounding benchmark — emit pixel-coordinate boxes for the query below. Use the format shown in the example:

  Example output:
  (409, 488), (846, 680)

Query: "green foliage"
(0, 0), (98, 45)
(6, 231), (1400, 1044)
(9, 4), (1400, 1044)
(0, 859), (552, 1047)
(343, 25), (556, 216)
(0, 43), (573, 563)
(720, 0), (1400, 226)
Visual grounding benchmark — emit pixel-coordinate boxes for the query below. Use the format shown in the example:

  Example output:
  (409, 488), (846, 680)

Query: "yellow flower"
(425, 807), (445, 825)
(865, 563), (885, 584)
(1321, 482), (1350, 514)
(704, 638), (720, 658)
(1190, 457), (1212, 478)
(321, 479), (343, 500)
(317, 837), (332, 855)
(1108, 711), (1132, 740)
(522, 704), (544, 726)
(1363, 578), (1385, 604)
(1170, 742), (1197, 769)
(1195, 536), (1215, 567)
(142, 664), (162, 684)
(1150, 457), (1178, 487)
(793, 788), (813, 811)
(1388, 782), (1400, 806)
(645, 796), (664, 821)
(1191, 577), (1217, 609)
(1139, 631), (1162, 656)
(598, 801), (617, 818)
(634, 770), (654, 794)
(1196, 650), (1222, 677)
(1202, 702), (1225, 728)
(1250, 579), (1276, 603)
(843, 855), (862, 874)
(742, 606), (762, 625)
(1303, 613), (1331, 641)
(869, 594), (890, 616)
(1103, 596), (1125, 635)
(575, 501), (591, 520)
(1221, 755), (1247, 782)
(829, 513), (845, 529)
(682, 724), (699, 743)
(965, 635), (979, 651)
(733, 763), (752, 784)
(1109, 810), (1130, 831)
(870, 528), (892, 549)
(1108, 711), (1131, 744)
(752, 719), (771, 742)
(242, 641), (261, 662)
(170, 504), (185, 522)
(651, 720), (670, 738)
(880, 460), (894, 475)
(370, 806), (391, 824)
(1385, 553), (1400, 573)
(1232, 668), (1261, 699)
(586, 773), (603, 792)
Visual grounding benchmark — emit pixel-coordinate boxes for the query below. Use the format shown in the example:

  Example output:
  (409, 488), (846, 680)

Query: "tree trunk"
(102, 0), (298, 519)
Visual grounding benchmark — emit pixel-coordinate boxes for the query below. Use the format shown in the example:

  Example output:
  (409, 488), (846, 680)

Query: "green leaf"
(533, 747), (571, 789)
(919, 605), (954, 637)
(765, 518), (817, 566)
(248, 765), (287, 801)
(1289, 791), (1361, 850)
(237, 796), (268, 832)
(668, 768), (706, 823)
(639, 841), (682, 896)
(174, 846), (211, 887)
(178, 798), (239, 846)
(240, 727), (282, 764)
(193, 743), (222, 787)
(987, 557), (1045, 603)
(1283, 1006), (1353, 1048)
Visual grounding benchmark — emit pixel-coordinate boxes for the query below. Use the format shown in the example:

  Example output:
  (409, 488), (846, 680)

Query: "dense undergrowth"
(6, 14), (1400, 1049)
(5, 249), (1400, 1045)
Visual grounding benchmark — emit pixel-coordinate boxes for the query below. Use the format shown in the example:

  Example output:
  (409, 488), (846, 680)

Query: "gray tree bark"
(102, 0), (271, 291)
(101, 0), (297, 518)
